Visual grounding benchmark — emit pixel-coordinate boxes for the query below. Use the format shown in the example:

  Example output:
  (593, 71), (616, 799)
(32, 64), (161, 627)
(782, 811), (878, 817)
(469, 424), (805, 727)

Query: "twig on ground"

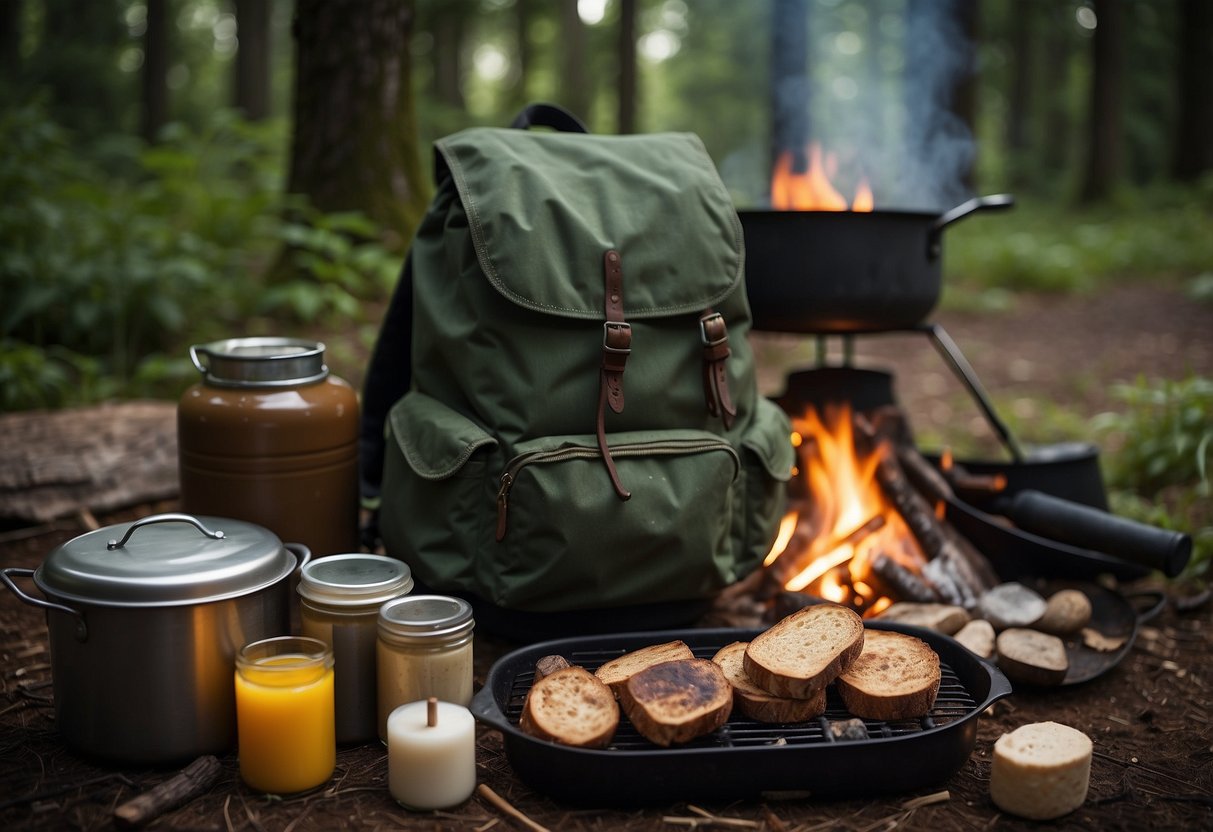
(476, 783), (550, 832)
(113, 754), (221, 828)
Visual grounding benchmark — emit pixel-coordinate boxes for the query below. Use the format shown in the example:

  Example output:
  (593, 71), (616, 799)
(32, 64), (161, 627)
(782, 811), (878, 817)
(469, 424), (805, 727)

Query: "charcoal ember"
(978, 583), (1048, 630)
(830, 718), (870, 740)
(1035, 589), (1093, 636)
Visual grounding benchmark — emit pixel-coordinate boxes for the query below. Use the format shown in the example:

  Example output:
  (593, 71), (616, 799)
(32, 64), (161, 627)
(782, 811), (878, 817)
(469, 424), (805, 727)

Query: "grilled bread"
(618, 658), (733, 747)
(520, 666), (619, 749)
(834, 629), (941, 721)
(743, 603), (865, 699)
(712, 641), (826, 723)
(594, 640), (695, 696)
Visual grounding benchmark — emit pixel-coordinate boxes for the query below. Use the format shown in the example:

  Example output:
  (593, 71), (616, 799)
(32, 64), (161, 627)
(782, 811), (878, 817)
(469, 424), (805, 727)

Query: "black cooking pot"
(740, 194), (1013, 333)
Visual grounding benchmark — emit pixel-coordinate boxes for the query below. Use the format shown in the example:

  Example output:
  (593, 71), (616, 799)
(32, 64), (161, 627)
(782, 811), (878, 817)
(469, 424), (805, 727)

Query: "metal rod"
(918, 323), (1025, 462)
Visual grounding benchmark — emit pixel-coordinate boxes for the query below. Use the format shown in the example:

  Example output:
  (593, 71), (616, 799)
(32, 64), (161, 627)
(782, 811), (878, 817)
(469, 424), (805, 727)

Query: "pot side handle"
(1, 567), (88, 641)
(284, 543), (312, 575)
(927, 193), (1014, 259)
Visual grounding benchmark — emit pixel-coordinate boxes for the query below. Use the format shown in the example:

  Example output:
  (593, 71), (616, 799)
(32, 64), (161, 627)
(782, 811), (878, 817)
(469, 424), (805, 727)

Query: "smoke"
(895, 0), (976, 210)
(722, 0), (977, 212)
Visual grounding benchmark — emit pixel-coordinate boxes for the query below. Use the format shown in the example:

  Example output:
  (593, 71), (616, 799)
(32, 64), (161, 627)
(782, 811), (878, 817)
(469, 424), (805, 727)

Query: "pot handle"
(107, 513), (226, 550)
(927, 193), (1014, 259)
(284, 543), (312, 575)
(1, 567), (88, 641)
(997, 490), (1192, 577)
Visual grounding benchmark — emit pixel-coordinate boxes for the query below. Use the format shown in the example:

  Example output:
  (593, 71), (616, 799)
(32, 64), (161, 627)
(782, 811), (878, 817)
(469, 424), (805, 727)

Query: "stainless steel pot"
(1, 512), (310, 764)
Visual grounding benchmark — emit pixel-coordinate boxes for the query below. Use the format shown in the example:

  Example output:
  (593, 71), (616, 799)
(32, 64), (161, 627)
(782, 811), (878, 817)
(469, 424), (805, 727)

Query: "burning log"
(870, 554), (940, 604)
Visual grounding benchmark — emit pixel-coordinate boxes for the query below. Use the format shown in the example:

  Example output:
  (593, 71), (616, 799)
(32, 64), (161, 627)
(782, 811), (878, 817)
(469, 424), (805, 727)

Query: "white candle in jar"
(387, 697), (477, 810)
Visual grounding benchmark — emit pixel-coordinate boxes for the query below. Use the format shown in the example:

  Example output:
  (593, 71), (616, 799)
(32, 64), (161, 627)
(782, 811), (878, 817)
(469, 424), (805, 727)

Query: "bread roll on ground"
(990, 721), (1092, 820)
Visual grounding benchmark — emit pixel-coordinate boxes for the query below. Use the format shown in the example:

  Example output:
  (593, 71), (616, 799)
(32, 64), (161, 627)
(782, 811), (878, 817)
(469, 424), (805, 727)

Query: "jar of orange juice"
(234, 636), (335, 794)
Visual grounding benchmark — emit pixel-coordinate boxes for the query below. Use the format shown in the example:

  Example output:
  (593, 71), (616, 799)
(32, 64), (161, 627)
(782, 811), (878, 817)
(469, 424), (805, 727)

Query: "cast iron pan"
(472, 622), (1011, 806)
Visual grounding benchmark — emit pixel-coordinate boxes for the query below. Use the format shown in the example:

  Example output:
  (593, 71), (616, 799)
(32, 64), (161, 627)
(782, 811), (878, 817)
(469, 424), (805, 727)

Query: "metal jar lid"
(189, 336), (329, 388)
(378, 595), (474, 647)
(298, 554), (413, 608)
(34, 513), (300, 608)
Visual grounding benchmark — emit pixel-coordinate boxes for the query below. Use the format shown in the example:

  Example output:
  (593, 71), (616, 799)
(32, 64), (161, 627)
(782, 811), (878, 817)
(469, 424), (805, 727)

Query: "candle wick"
(427, 696), (438, 728)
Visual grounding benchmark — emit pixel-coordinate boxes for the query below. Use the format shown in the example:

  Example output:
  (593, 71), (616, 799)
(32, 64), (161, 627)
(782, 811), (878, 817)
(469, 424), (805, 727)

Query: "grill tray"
(472, 622), (1012, 806)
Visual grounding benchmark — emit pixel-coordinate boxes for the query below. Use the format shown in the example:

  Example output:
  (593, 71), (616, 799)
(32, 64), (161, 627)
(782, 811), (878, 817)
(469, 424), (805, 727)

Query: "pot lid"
(298, 554), (413, 607)
(378, 595), (474, 645)
(35, 513), (299, 607)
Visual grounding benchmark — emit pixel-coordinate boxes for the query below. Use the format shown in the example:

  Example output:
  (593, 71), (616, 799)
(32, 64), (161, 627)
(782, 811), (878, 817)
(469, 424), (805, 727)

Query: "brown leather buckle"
(602, 321), (632, 354)
(699, 312), (727, 347)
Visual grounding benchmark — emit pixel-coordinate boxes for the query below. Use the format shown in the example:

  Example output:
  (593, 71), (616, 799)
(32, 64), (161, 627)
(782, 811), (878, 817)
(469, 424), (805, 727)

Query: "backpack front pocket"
(488, 430), (740, 611)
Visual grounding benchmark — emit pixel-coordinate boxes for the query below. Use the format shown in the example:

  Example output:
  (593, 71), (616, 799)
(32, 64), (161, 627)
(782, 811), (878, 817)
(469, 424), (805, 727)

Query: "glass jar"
(234, 636), (335, 794)
(298, 554), (414, 744)
(376, 595), (475, 743)
(178, 337), (359, 556)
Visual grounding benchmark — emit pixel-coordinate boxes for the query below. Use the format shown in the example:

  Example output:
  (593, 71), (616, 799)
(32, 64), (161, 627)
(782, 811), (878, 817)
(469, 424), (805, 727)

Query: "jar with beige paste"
(376, 595), (474, 743)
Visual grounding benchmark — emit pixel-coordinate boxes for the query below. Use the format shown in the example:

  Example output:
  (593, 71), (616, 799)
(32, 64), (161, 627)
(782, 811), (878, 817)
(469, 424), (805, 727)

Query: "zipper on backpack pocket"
(495, 438), (739, 542)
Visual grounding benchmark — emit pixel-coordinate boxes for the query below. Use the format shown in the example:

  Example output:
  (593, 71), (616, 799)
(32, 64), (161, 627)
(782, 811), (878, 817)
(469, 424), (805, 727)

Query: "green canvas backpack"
(362, 106), (793, 633)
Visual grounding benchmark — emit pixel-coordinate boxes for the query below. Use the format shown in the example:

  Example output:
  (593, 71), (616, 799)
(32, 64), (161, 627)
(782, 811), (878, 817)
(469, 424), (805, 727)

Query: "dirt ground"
(1, 281), (1211, 830)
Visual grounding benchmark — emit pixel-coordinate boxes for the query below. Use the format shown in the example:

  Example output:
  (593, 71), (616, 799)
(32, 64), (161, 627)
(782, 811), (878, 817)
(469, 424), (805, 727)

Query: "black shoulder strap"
(508, 102), (589, 133)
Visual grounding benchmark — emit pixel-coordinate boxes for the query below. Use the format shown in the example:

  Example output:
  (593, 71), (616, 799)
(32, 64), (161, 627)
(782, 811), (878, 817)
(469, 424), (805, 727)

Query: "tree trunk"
(36, 0), (126, 134)
(1080, 0), (1124, 202)
(511, 0), (533, 111)
(617, 0), (637, 134)
(1005, 0), (1034, 189)
(286, 0), (429, 250)
(949, 0), (978, 196)
(432, 3), (466, 108)
(559, 0), (590, 124)
(770, 0), (810, 178)
(0, 0), (22, 80)
(234, 0), (271, 121)
(1172, 0), (1213, 181)
(1040, 1), (1072, 186)
(141, 0), (169, 143)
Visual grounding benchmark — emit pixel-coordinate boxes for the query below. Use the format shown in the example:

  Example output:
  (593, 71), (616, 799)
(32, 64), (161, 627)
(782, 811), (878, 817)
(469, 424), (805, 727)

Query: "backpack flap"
(434, 128), (744, 319)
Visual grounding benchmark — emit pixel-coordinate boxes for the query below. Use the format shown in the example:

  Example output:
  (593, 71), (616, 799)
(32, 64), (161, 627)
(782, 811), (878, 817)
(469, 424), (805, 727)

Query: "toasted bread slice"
(519, 666), (619, 749)
(618, 658), (733, 747)
(712, 641), (825, 723)
(835, 629), (941, 721)
(743, 603), (865, 699)
(594, 640), (695, 695)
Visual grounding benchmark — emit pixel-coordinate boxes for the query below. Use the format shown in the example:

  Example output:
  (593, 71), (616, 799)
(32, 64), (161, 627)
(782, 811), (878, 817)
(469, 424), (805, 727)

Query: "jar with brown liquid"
(178, 337), (359, 556)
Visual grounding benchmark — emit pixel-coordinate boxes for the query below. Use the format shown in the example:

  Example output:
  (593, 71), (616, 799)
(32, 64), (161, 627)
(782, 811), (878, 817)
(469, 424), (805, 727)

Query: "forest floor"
(1, 279), (1211, 830)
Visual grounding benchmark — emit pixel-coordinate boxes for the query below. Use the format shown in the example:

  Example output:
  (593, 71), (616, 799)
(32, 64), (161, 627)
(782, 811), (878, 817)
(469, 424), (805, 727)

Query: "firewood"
(870, 555), (940, 603)
(113, 755), (221, 828)
(921, 558), (967, 606)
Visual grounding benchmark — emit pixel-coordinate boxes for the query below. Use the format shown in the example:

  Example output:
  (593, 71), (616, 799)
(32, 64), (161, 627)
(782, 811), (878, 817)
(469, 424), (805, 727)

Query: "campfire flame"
(771, 143), (873, 212)
(765, 402), (928, 614)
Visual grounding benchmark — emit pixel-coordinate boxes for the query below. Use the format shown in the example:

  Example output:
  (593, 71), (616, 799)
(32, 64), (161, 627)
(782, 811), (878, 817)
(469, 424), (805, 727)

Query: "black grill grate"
(502, 640), (978, 751)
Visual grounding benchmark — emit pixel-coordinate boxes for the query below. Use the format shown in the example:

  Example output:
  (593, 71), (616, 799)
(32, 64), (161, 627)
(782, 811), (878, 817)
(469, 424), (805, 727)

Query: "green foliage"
(0, 101), (400, 412)
(1094, 376), (1213, 583)
(943, 192), (1213, 294)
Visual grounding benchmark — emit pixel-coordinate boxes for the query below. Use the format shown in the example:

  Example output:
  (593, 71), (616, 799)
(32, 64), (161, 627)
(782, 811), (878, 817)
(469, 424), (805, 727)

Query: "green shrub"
(1094, 375), (1213, 583)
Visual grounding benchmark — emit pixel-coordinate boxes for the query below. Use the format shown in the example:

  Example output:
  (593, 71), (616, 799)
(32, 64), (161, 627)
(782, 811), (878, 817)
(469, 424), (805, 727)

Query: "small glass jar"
(298, 554), (414, 744)
(234, 636), (335, 794)
(376, 595), (475, 743)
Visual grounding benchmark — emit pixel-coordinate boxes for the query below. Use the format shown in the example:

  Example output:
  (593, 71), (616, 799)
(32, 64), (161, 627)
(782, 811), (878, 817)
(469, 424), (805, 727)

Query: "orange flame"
(764, 402), (928, 612)
(771, 143), (873, 212)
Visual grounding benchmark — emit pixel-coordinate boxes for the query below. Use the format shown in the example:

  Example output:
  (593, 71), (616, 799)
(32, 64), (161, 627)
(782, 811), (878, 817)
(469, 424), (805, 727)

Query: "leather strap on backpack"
(700, 309), (736, 430)
(598, 250), (631, 500)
